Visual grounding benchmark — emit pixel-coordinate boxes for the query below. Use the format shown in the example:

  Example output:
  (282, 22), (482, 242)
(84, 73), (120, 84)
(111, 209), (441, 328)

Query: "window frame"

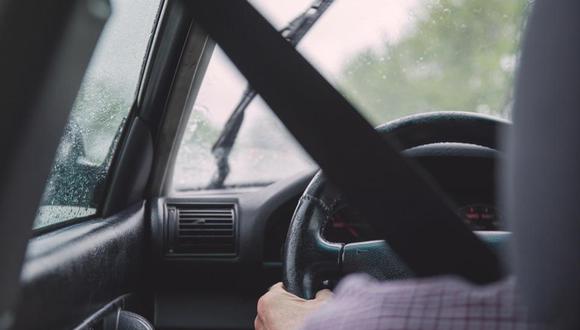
(145, 26), (216, 197)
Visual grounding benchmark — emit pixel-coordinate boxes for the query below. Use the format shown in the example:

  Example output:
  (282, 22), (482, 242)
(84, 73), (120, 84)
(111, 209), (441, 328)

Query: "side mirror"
(41, 118), (105, 208)
(58, 118), (87, 164)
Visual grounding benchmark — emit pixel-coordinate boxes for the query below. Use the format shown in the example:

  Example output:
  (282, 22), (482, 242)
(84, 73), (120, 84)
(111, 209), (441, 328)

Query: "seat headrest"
(504, 0), (580, 328)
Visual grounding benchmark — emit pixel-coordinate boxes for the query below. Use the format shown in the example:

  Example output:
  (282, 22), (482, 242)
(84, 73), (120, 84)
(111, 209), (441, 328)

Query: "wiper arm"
(207, 0), (335, 189)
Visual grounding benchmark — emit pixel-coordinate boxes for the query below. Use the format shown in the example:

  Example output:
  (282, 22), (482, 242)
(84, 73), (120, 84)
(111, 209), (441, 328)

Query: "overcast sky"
(195, 0), (423, 126)
(251, 0), (420, 76)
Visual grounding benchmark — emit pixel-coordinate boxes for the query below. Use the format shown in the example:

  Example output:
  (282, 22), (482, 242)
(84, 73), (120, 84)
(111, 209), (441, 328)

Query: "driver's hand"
(255, 282), (332, 330)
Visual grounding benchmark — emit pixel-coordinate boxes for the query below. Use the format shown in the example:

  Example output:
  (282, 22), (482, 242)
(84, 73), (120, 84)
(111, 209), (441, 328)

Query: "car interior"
(0, 0), (578, 330)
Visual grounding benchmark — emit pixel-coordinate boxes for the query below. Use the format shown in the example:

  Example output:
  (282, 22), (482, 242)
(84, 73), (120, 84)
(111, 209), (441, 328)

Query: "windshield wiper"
(206, 0), (335, 189)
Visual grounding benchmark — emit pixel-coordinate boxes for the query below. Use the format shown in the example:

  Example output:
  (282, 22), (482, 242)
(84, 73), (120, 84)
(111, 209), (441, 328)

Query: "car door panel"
(15, 203), (147, 330)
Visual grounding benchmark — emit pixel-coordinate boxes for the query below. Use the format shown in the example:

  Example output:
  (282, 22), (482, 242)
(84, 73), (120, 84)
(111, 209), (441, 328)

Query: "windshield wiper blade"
(207, 0), (335, 189)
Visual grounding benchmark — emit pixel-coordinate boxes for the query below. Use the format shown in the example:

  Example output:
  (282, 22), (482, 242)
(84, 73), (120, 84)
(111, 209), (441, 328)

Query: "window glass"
(172, 49), (314, 190)
(172, 0), (530, 191)
(255, 0), (531, 123)
(33, 0), (160, 229)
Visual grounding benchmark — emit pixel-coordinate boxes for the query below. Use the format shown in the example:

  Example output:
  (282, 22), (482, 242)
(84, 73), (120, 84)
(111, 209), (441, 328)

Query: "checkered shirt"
(302, 274), (545, 330)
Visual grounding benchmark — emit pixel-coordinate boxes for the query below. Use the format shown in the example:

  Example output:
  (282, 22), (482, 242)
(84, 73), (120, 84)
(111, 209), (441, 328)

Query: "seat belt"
(187, 0), (500, 284)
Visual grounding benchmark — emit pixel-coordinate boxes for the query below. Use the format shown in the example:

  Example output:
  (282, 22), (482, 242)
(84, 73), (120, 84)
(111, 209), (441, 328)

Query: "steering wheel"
(283, 112), (509, 299)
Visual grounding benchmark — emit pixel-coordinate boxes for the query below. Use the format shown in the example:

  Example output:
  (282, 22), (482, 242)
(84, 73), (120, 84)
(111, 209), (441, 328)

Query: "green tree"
(339, 0), (530, 124)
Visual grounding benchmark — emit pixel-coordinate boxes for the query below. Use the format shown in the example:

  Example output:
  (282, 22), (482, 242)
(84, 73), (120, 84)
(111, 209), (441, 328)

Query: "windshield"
(172, 0), (530, 191)
(266, 0), (530, 121)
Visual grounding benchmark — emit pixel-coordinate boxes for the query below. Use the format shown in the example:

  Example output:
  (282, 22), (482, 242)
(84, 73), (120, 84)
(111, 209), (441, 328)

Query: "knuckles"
(257, 293), (271, 318)
(254, 316), (262, 330)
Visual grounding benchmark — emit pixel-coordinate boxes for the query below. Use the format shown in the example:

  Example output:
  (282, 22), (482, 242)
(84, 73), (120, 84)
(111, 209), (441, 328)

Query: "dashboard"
(324, 203), (500, 243)
(150, 142), (503, 329)
(322, 143), (502, 243)
(155, 143), (502, 263)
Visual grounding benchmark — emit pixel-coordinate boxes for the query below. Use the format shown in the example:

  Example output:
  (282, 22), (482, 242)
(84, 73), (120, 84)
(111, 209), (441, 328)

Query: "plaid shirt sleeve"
(301, 274), (542, 330)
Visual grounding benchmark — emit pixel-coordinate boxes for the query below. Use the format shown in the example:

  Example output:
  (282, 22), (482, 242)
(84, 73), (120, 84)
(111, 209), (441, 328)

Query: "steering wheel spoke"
(283, 194), (343, 299)
(301, 239), (342, 297)
(341, 232), (510, 281)
(342, 240), (412, 280)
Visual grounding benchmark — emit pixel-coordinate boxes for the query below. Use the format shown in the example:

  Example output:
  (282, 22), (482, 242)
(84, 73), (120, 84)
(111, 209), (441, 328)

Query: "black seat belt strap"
(187, 0), (500, 284)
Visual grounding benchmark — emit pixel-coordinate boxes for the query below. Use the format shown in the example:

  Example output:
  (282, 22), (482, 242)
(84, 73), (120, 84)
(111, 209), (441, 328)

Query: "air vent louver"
(167, 204), (236, 257)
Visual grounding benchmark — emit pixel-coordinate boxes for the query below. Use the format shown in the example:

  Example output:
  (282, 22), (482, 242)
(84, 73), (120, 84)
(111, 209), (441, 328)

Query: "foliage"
(176, 0), (532, 189)
(338, 0), (530, 124)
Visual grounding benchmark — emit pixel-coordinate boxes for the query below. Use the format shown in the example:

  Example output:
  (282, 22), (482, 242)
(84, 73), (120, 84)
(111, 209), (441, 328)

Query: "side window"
(33, 0), (161, 230)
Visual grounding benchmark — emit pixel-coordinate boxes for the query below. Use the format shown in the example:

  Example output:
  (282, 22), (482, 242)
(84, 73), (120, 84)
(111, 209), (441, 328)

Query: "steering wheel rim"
(283, 111), (509, 299)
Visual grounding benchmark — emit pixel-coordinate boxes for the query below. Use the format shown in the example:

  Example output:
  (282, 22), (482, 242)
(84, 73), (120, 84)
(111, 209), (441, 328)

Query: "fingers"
(256, 282), (329, 330)
(254, 315), (266, 330)
(256, 293), (269, 320)
(268, 282), (284, 291)
(269, 282), (332, 301)
(256, 284), (283, 330)
(315, 289), (333, 300)
(267, 282), (304, 302)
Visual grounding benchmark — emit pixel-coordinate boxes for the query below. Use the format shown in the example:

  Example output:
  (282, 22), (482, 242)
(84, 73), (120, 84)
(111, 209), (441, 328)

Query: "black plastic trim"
(31, 213), (97, 238)
(15, 203), (147, 330)
(164, 201), (239, 258)
(73, 294), (129, 330)
(152, 169), (316, 268)
(102, 117), (154, 217)
(138, 0), (193, 131)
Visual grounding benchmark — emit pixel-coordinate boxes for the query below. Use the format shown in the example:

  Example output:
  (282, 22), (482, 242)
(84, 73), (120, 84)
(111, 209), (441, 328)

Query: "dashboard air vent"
(166, 203), (236, 257)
